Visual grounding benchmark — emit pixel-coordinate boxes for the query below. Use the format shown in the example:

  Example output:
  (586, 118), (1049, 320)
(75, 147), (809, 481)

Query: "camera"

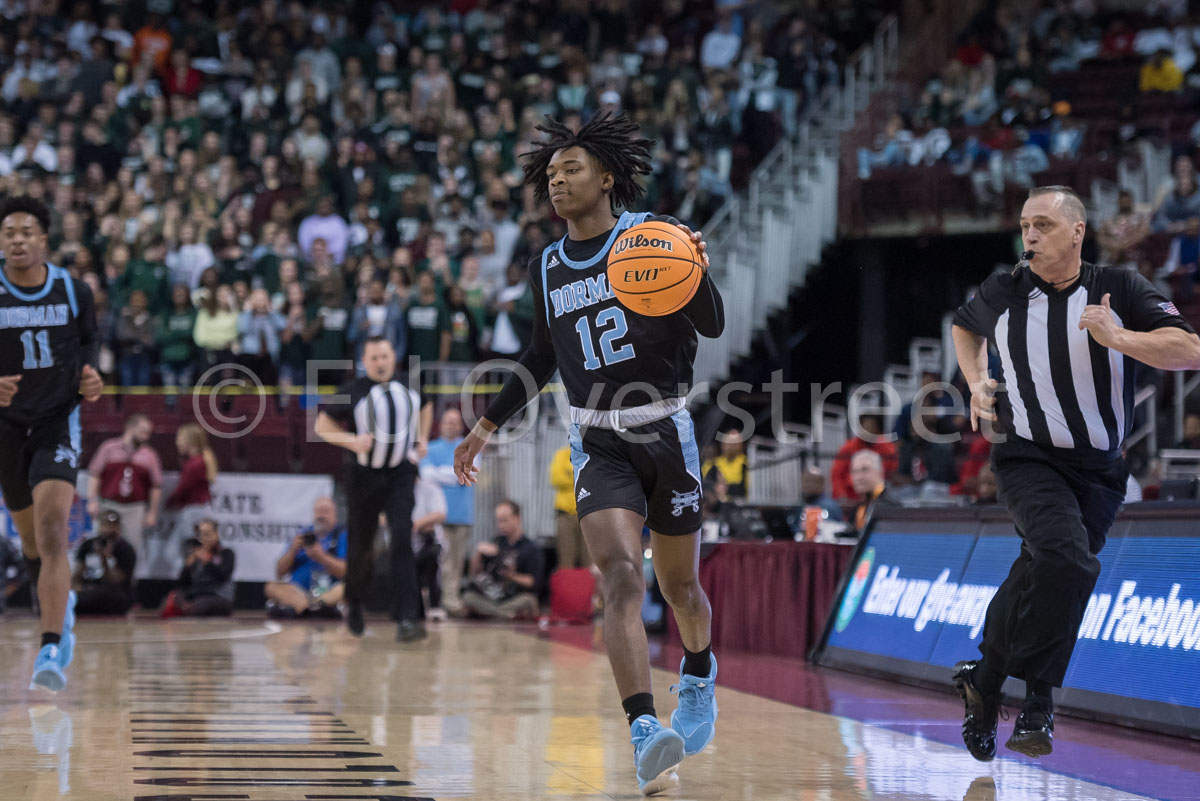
(302, 532), (317, 546)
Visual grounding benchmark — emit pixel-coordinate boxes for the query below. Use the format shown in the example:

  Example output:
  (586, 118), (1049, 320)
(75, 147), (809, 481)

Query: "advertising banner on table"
(814, 505), (1200, 738)
(1, 473), (333, 583)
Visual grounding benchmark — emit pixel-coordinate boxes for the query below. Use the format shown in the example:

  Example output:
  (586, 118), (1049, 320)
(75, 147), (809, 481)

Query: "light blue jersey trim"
(555, 211), (651, 270)
(568, 423), (590, 490)
(671, 409), (702, 486)
(52, 265), (78, 317)
(68, 407), (82, 455)
(540, 244), (555, 324)
(0, 261), (57, 302)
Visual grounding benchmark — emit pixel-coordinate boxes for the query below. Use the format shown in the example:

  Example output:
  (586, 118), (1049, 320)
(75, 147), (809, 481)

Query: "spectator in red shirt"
(87, 414), (163, 563)
(151, 423), (219, 580)
(1100, 19), (1136, 60)
(954, 33), (987, 68)
(162, 48), (202, 98)
(830, 415), (899, 506)
(168, 422), (217, 521)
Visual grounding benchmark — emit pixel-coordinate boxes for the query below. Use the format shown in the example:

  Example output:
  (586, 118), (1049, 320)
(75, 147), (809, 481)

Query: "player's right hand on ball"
(0, 375), (20, 407)
(969, 378), (999, 431)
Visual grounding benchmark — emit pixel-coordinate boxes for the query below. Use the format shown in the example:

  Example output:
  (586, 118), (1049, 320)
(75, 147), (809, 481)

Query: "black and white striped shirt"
(324, 376), (422, 469)
(954, 263), (1195, 455)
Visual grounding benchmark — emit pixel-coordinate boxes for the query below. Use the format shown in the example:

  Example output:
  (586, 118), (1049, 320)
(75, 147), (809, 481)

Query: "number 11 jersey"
(0, 264), (98, 427)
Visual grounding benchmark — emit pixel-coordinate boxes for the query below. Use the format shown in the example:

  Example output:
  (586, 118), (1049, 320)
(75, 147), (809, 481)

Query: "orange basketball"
(607, 221), (702, 317)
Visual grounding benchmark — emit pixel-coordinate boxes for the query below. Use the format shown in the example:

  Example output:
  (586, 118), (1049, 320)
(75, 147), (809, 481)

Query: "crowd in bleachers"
(854, 2), (1200, 218)
(0, 0), (882, 389)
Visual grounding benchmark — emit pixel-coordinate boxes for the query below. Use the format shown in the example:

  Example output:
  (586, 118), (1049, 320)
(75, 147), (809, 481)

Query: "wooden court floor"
(0, 616), (1167, 801)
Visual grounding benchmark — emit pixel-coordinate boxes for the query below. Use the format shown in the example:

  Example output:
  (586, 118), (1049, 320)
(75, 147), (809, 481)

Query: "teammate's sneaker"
(29, 645), (67, 693)
(58, 591), (77, 668)
(670, 655), (718, 755)
(953, 660), (1003, 762)
(630, 715), (685, 796)
(1006, 697), (1054, 757)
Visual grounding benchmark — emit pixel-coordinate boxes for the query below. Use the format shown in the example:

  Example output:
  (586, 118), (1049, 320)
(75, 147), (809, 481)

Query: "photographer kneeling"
(265, 498), (347, 619)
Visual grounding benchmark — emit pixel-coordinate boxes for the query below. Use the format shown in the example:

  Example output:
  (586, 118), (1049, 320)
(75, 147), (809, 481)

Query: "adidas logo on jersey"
(547, 254), (560, 267)
(577, 487), (591, 502)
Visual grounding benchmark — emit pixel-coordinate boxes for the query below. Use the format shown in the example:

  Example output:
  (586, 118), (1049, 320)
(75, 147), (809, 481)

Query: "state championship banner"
(814, 504), (1200, 738)
(144, 472), (334, 581)
(1, 473), (333, 583)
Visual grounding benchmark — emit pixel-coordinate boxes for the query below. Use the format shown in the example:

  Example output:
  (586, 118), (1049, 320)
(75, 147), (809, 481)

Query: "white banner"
(2, 472), (333, 582)
(140, 472), (334, 581)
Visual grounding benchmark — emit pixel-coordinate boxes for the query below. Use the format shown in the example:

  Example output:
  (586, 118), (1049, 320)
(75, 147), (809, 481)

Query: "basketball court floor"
(1, 616), (1197, 801)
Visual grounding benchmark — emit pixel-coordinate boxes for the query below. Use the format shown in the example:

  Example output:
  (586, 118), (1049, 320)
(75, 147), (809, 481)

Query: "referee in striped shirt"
(951, 185), (1200, 761)
(315, 336), (432, 641)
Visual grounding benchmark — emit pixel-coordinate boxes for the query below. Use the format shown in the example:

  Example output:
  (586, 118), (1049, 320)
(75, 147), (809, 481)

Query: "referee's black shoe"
(953, 661), (1003, 762)
(396, 619), (427, 642)
(1006, 697), (1054, 757)
(347, 601), (365, 636)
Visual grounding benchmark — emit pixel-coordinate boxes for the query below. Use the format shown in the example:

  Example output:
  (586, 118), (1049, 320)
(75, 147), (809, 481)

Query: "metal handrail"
(1174, 371), (1200, 446)
(1127, 384), (1158, 454)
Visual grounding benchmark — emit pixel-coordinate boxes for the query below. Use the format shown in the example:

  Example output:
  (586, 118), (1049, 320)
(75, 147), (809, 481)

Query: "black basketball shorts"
(567, 409), (704, 536)
(0, 409), (82, 512)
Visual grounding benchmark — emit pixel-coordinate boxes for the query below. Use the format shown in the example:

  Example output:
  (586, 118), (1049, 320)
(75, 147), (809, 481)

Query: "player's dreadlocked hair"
(520, 111), (654, 211)
(0, 195), (51, 233)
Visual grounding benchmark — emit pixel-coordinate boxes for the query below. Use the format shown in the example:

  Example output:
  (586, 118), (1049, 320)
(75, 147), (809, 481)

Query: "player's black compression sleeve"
(684, 270), (724, 338)
(481, 266), (558, 428)
(75, 279), (100, 370)
(650, 214), (725, 337)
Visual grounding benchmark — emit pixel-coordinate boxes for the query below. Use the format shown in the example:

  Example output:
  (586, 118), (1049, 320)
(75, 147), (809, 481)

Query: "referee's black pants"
(344, 462), (422, 623)
(980, 437), (1128, 687)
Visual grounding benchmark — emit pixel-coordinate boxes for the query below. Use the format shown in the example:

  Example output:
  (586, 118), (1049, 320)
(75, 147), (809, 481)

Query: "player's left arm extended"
(478, 270), (559, 431)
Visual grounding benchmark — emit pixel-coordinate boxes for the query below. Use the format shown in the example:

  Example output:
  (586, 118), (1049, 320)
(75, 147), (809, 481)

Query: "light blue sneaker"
(58, 591), (77, 668)
(630, 715), (684, 796)
(670, 655), (718, 755)
(29, 645), (67, 693)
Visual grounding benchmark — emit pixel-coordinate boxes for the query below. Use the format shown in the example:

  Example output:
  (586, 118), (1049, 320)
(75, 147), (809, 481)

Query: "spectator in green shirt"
(416, 230), (460, 282)
(307, 274), (351, 366)
(406, 271), (450, 363)
(104, 241), (133, 311)
(444, 285), (481, 363)
(125, 236), (171, 315)
(157, 283), (198, 396)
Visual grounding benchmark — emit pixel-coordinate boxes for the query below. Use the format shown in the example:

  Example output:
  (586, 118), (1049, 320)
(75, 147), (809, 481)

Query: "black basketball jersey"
(547, 211), (725, 409)
(483, 212), (724, 426)
(0, 263), (98, 427)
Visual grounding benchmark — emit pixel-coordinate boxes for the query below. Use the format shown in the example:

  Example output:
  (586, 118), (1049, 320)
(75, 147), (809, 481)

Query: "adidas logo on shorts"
(577, 487), (591, 502)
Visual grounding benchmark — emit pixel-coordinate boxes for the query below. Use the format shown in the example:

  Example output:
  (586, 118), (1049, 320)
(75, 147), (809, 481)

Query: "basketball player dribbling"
(454, 112), (724, 795)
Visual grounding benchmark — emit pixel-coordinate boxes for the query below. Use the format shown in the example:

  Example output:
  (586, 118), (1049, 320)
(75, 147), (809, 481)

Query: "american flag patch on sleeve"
(1160, 301), (1181, 316)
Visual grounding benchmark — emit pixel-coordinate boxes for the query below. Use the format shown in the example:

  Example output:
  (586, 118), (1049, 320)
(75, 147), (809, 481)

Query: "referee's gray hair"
(1027, 185), (1087, 224)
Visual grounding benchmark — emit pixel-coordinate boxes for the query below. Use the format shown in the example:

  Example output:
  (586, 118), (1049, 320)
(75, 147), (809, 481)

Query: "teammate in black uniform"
(0, 197), (103, 692)
(453, 113), (724, 796)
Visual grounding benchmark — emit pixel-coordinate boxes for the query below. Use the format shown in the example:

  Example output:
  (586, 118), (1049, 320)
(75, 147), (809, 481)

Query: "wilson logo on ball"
(613, 234), (675, 255)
